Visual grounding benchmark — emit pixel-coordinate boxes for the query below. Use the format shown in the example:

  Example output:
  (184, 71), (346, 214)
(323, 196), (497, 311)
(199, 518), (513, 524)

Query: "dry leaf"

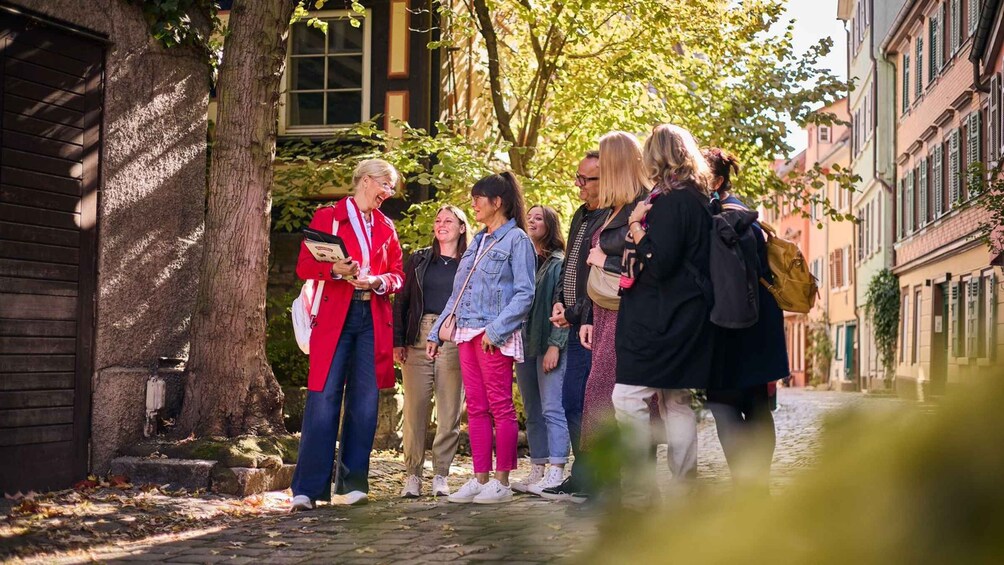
(265, 540), (290, 548)
(355, 547), (376, 554)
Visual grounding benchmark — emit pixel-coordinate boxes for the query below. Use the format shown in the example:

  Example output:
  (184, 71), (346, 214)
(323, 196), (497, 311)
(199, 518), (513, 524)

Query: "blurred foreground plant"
(584, 384), (1004, 563)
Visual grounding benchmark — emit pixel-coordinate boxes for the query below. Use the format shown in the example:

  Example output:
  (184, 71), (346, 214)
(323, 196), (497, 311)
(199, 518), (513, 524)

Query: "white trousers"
(612, 384), (698, 481)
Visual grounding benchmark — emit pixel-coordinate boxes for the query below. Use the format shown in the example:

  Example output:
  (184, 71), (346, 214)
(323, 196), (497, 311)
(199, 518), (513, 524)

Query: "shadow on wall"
(88, 41), (209, 472)
(586, 383), (1004, 563)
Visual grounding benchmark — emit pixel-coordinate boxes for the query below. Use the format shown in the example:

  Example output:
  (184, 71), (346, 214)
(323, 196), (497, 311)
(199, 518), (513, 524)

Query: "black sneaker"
(540, 477), (578, 501)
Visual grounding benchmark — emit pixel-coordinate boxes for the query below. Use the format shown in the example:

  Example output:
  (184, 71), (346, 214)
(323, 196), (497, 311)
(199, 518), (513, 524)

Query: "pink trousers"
(457, 337), (518, 473)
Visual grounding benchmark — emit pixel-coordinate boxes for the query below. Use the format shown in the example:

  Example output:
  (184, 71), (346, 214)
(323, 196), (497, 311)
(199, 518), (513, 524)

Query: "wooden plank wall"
(0, 13), (102, 494)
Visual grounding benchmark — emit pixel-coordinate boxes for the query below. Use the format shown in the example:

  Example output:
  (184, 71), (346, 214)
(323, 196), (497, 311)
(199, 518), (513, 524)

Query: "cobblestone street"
(3, 389), (897, 564)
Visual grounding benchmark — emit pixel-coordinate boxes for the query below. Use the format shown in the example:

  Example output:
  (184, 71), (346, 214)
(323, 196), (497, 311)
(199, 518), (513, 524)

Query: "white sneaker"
(335, 490), (368, 505)
(527, 466), (564, 496)
(511, 464), (545, 493)
(432, 475), (450, 497)
(290, 495), (313, 511)
(447, 478), (483, 503)
(400, 475), (421, 498)
(472, 479), (513, 504)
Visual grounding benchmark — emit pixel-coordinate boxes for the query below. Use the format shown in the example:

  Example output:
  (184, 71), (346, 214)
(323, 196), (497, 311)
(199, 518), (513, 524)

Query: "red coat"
(296, 198), (404, 392)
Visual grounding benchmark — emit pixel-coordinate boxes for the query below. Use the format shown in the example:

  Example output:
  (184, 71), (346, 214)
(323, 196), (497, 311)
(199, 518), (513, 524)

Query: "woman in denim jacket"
(427, 172), (536, 505)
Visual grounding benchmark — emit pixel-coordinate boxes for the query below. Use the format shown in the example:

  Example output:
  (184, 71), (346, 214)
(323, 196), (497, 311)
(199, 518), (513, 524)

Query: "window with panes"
(285, 16), (368, 131)
(913, 288), (923, 364)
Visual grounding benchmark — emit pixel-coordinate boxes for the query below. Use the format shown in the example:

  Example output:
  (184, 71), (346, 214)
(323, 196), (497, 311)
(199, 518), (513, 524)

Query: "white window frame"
(279, 10), (373, 136)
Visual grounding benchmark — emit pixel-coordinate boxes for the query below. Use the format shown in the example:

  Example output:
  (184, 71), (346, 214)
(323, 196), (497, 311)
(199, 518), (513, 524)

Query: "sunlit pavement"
(4, 389), (897, 564)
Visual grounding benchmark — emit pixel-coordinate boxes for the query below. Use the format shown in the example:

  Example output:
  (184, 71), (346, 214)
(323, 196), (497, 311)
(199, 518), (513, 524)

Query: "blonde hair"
(643, 124), (711, 195)
(352, 158), (400, 191)
(598, 131), (652, 209)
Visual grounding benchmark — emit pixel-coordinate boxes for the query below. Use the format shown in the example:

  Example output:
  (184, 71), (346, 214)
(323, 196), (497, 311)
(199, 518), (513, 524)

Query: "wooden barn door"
(0, 11), (103, 493)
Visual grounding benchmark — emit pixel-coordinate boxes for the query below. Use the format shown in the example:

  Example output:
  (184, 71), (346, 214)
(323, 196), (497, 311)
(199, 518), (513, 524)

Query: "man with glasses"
(543, 150), (604, 502)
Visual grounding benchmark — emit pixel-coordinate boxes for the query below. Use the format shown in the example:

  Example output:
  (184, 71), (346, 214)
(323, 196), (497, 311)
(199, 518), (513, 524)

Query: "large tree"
(176, 0), (300, 437)
(442, 0), (846, 200)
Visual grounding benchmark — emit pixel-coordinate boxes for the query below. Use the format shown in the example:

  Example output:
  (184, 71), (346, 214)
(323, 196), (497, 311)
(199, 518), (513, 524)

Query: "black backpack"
(684, 193), (761, 329)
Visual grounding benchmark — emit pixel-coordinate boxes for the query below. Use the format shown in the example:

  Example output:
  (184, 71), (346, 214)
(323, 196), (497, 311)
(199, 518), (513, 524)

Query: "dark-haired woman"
(703, 147), (788, 494)
(512, 206), (570, 496)
(394, 205), (471, 499)
(428, 172), (536, 505)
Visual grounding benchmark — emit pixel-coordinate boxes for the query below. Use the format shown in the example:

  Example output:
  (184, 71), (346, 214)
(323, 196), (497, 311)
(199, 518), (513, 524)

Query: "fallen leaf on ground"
(265, 540), (290, 548)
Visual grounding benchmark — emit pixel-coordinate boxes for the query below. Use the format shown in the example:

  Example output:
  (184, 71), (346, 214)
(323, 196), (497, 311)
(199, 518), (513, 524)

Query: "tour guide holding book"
(290, 159), (405, 511)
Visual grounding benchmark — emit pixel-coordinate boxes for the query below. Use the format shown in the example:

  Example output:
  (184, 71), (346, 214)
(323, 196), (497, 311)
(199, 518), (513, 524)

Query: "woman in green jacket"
(512, 205), (570, 495)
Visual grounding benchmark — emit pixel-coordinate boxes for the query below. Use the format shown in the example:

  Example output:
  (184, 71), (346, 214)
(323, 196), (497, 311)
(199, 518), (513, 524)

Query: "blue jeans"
(563, 327), (591, 482)
(515, 349), (570, 464)
(291, 301), (378, 501)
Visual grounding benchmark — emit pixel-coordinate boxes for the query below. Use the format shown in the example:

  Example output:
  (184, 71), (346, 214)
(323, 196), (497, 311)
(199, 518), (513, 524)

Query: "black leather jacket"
(392, 247), (434, 348)
(582, 193), (647, 325)
(556, 204), (606, 326)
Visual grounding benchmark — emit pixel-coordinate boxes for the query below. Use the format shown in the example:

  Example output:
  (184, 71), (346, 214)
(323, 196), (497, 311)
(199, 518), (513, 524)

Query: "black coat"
(392, 247), (433, 348)
(615, 184), (717, 389)
(712, 198), (790, 388)
(556, 204), (607, 326)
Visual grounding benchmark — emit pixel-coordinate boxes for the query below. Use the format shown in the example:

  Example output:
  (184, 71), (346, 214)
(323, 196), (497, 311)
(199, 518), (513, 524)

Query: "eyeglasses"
(575, 173), (600, 186)
(369, 176), (396, 194)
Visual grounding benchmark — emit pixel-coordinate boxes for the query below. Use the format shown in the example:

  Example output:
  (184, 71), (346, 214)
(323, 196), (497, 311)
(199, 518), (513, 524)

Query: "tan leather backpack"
(759, 221), (818, 313)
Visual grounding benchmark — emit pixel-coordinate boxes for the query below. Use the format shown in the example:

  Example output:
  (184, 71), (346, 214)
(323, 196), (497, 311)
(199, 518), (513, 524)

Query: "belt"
(351, 290), (372, 301)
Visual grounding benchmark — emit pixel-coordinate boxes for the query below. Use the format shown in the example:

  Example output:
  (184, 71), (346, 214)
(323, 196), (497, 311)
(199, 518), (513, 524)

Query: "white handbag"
(292, 215), (338, 354)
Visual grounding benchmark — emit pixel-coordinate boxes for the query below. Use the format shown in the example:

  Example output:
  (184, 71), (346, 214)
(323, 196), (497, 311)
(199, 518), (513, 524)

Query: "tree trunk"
(177, 0), (298, 437)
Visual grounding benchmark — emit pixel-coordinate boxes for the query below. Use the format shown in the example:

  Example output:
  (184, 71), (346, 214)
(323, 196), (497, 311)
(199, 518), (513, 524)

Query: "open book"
(303, 227), (349, 263)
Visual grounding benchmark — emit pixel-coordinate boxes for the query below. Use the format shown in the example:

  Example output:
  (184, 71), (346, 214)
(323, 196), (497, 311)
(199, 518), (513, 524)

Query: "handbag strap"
(444, 232), (505, 319)
(309, 213), (340, 319)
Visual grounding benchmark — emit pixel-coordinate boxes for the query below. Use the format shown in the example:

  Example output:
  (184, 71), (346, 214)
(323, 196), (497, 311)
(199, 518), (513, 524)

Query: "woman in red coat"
(290, 159), (404, 511)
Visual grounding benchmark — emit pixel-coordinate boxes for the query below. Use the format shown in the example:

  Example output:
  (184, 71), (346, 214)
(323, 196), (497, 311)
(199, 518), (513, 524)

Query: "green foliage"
(972, 161), (1004, 256)
(440, 0), (852, 211)
(273, 119), (517, 252)
(265, 288), (309, 388)
(129, 0), (222, 68)
(807, 317), (834, 387)
(864, 269), (900, 383)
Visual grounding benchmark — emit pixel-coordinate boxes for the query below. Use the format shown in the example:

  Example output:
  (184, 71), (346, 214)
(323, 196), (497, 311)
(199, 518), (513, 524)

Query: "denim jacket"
(428, 218), (536, 347)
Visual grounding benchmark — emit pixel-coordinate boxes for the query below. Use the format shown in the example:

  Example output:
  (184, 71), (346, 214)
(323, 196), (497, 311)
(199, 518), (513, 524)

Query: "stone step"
(109, 456), (296, 496)
(109, 456), (216, 491)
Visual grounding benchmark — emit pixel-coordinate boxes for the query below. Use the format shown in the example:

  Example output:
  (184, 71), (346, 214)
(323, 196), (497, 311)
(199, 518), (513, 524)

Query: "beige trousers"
(401, 314), (464, 477)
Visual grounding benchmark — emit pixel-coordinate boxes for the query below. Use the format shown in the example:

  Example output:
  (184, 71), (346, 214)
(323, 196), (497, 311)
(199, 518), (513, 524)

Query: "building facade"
(838, 0), (908, 392)
(766, 152), (811, 387)
(884, 0), (1003, 400)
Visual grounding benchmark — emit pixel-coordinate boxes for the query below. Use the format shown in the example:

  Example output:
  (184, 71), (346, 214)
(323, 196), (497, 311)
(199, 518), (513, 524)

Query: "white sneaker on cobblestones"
(511, 464), (545, 493)
(400, 475), (421, 498)
(527, 466), (564, 496)
(432, 475), (450, 497)
(448, 479), (483, 503)
(336, 491), (368, 505)
(473, 479), (513, 504)
(290, 495), (313, 511)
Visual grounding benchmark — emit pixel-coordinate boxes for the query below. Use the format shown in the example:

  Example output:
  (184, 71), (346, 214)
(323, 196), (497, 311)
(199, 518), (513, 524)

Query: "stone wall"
(8, 1), (209, 472)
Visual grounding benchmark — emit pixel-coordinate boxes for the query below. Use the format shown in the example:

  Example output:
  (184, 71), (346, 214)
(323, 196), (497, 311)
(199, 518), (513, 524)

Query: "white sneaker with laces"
(511, 464), (545, 493)
(473, 478), (513, 504)
(432, 475), (450, 497)
(400, 474), (421, 498)
(447, 478), (483, 503)
(527, 466), (564, 496)
(290, 495), (313, 511)
(337, 490), (368, 505)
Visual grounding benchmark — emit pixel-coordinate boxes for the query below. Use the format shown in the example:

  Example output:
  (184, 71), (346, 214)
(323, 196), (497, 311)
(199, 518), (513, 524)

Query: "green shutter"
(902, 53), (910, 114)
(951, 0), (962, 53)
(951, 282), (961, 357)
(950, 128), (961, 207)
(919, 158), (928, 227)
(915, 37), (924, 97)
(988, 273), (998, 360)
(969, 0), (979, 36)
(934, 144), (944, 217)
(929, 15), (937, 82)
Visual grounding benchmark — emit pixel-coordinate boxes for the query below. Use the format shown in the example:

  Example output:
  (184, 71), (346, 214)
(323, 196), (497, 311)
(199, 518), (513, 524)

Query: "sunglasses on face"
(575, 173), (599, 185)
